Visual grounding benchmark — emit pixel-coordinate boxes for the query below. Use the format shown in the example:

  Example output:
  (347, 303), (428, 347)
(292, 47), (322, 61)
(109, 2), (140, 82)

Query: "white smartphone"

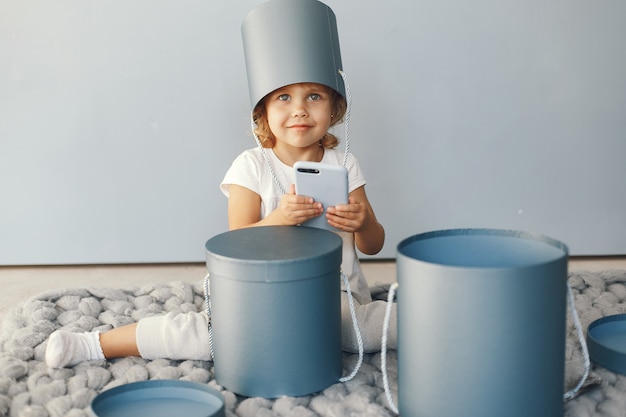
(294, 161), (349, 231)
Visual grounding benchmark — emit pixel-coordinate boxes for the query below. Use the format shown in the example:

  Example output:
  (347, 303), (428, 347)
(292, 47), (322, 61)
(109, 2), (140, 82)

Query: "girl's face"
(265, 83), (333, 152)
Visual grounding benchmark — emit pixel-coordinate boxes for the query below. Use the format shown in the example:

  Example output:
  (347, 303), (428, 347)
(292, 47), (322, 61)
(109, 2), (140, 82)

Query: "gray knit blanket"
(1, 270), (625, 417)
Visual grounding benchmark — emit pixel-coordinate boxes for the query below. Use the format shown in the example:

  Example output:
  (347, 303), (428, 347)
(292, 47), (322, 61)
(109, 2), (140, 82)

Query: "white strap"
(339, 269), (364, 382)
(563, 281), (591, 401)
(203, 272), (215, 360)
(338, 70), (351, 167)
(381, 282), (399, 414)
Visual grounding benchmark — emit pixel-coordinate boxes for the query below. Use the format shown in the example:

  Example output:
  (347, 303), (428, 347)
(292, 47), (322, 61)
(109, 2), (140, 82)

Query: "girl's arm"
(227, 184), (324, 230)
(326, 185), (385, 255)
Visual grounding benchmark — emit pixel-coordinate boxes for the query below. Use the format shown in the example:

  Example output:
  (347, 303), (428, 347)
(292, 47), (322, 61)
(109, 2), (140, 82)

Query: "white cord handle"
(339, 269), (364, 382)
(381, 282), (399, 414)
(203, 273), (215, 360)
(338, 69), (351, 167)
(563, 281), (591, 400)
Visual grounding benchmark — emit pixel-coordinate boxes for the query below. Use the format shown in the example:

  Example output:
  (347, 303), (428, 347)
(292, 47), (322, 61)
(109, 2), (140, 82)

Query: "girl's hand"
(273, 184), (324, 226)
(325, 196), (366, 233)
(325, 186), (385, 255)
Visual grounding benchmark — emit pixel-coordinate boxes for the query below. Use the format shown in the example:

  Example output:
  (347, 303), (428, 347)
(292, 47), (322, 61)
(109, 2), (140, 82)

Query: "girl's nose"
(291, 100), (308, 117)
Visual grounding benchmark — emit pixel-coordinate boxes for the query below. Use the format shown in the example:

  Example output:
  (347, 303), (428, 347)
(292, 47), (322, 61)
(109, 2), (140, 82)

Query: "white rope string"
(203, 272), (215, 360)
(339, 269), (364, 382)
(335, 73), (361, 381)
(563, 281), (591, 401)
(338, 70), (351, 167)
(381, 282), (399, 414)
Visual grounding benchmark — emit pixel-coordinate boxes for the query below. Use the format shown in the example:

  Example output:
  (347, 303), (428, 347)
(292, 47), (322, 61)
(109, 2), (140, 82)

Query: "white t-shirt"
(220, 147), (372, 304)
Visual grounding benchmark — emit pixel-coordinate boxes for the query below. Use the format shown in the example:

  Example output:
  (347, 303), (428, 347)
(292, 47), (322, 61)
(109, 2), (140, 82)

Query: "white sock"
(45, 330), (105, 368)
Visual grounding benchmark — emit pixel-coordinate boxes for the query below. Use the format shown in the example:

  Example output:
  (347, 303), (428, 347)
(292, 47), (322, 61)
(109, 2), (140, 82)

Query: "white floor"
(1, 257), (625, 322)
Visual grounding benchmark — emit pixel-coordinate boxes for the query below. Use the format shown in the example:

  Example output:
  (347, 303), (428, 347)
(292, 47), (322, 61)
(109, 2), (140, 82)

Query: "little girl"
(45, 0), (397, 368)
(45, 79), (397, 368)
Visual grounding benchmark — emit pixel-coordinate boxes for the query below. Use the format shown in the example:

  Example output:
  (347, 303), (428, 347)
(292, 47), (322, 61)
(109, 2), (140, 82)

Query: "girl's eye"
(277, 94), (290, 101)
(309, 94), (321, 101)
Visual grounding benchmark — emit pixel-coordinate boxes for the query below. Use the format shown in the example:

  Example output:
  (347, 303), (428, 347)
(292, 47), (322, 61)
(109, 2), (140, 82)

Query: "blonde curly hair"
(252, 86), (347, 149)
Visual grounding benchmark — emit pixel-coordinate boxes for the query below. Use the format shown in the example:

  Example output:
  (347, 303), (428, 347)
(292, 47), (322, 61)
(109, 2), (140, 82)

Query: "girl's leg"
(135, 311), (212, 361)
(100, 323), (140, 358)
(46, 311), (212, 368)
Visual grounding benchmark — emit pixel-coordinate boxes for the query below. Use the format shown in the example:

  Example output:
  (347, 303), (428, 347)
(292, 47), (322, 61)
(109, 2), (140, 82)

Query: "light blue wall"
(1, 0), (625, 264)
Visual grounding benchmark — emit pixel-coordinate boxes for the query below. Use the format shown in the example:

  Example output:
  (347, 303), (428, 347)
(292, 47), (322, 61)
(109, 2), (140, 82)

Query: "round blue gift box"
(205, 225), (343, 398)
(395, 228), (569, 417)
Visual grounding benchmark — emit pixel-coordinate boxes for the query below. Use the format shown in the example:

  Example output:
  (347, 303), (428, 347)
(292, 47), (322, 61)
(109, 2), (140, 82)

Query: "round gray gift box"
(396, 228), (569, 417)
(241, 0), (345, 110)
(205, 226), (343, 398)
